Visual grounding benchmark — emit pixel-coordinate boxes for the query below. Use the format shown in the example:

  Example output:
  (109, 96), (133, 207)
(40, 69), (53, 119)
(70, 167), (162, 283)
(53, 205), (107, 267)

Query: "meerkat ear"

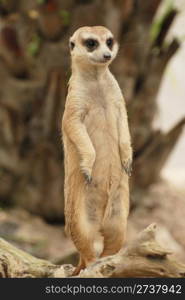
(69, 39), (75, 51)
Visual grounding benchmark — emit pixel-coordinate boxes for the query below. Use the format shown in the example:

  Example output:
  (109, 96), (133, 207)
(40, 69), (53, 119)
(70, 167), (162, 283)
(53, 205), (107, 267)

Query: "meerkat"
(62, 26), (132, 275)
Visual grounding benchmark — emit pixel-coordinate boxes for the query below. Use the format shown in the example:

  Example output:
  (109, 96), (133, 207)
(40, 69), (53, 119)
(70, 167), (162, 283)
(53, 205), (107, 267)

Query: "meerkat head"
(69, 26), (118, 67)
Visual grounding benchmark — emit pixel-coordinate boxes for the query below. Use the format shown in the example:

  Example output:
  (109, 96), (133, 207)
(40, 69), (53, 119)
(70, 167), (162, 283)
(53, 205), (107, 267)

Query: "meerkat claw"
(83, 172), (92, 184)
(123, 159), (132, 176)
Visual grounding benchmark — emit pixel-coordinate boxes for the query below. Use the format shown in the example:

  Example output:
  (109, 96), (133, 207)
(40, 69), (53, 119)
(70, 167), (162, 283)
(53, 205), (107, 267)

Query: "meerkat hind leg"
(100, 223), (125, 257)
(72, 255), (86, 276)
(100, 187), (128, 257)
(71, 222), (98, 275)
(72, 244), (96, 276)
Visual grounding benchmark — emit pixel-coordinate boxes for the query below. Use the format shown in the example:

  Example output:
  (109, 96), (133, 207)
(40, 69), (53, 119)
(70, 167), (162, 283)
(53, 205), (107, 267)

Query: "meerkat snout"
(103, 53), (111, 61)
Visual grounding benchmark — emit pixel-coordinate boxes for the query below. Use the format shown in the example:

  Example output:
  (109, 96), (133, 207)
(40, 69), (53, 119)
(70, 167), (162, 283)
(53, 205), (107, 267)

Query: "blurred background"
(0, 0), (184, 266)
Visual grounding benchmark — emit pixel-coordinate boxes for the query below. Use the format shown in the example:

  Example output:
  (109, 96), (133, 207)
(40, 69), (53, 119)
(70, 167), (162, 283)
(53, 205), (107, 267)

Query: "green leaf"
(150, 0), (174, 43)
(27, 34), (41, 57)
(37, 0), (46, 5)
(59, 9), (70, 26)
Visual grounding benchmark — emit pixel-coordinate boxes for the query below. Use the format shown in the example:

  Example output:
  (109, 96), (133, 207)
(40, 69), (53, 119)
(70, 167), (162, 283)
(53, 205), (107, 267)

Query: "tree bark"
(0, 224), (185, 278)
(0, 0), (184, 219)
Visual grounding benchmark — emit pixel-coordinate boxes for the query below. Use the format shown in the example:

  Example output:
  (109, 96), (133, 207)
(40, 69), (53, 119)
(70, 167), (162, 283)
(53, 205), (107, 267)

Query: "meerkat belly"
(83, 103), (122, 223)
(84, 103), (121, 182)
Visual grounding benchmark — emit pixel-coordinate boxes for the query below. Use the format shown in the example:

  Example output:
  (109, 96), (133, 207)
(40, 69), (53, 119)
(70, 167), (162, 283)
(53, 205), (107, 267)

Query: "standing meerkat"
(62, 26), (132, 275)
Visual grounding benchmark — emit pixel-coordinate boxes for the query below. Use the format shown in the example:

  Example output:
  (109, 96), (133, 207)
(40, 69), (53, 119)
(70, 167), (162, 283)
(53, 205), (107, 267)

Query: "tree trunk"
(0, 0), (184, 220)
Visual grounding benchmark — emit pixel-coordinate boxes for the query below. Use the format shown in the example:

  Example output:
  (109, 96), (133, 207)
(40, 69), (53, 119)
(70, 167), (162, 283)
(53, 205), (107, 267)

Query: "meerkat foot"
(72, 256), (86, 276)
(122, 159), (132, 176)
(72, 264), (85, 276)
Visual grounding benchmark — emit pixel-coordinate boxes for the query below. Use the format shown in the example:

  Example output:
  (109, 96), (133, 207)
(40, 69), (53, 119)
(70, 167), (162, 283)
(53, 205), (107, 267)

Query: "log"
(0, 224), (185, 278)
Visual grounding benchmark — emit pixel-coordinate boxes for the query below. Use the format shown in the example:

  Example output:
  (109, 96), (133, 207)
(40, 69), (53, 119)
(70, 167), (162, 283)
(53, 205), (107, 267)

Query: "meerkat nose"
(103, 53), (111, 61)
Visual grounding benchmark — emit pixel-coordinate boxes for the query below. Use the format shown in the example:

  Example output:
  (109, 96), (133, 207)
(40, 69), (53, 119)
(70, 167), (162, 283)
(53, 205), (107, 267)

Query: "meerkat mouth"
(90, 57), (111, 65)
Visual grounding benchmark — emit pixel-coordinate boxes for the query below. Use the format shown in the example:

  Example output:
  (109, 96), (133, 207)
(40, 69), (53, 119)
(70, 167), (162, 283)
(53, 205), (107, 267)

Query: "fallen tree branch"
(0, 224), (185, 278)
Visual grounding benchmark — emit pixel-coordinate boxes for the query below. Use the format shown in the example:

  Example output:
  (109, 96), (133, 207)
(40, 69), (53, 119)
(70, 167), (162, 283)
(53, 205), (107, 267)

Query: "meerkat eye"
(106, 38), (114, 49)
(84, 38), (99, 51)
(70, 41), (75, 50)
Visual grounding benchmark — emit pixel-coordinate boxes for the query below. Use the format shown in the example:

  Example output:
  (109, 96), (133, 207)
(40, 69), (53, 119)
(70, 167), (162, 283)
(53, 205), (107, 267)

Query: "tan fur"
(62, 26), (132, 274)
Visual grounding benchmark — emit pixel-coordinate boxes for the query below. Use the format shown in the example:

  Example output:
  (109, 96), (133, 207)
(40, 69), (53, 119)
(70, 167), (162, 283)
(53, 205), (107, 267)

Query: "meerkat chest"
(86, 76), (122, 110)
(81, 77), (122, 133)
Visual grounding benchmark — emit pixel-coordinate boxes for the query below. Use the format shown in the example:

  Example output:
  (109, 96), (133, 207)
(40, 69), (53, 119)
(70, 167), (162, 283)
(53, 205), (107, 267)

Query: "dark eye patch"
(83, 38), (99, 52)
(69, 41), (75, 50)
(106, 37), (114, 49)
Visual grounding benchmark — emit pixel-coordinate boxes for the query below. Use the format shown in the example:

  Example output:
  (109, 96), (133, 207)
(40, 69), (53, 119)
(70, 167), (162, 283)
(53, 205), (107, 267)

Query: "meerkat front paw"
(80, 163), (93, 184)
(80, 151), (95, 184)
(82, 171), (92, 184)
(122, 158), (132, 177)
(120, 144), (133, 176)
